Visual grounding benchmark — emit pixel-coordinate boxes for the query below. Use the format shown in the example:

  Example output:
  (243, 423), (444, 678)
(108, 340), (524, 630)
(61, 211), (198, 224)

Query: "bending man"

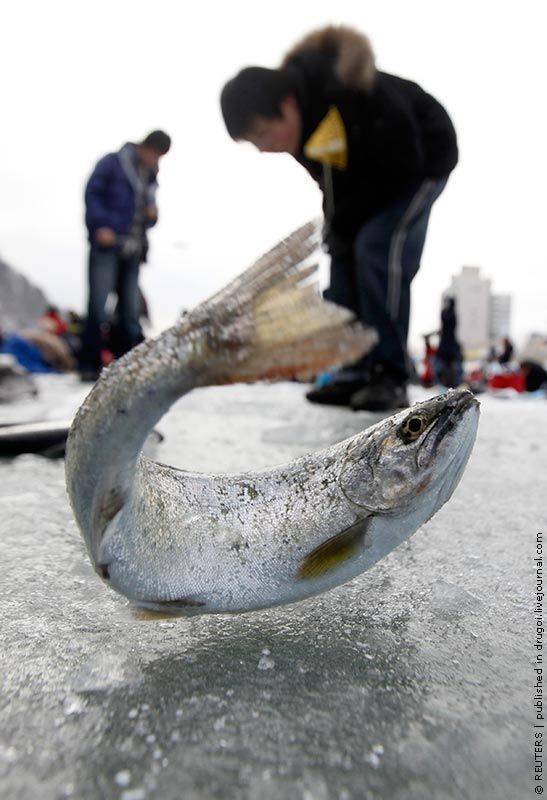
(221, 26), (457, 410)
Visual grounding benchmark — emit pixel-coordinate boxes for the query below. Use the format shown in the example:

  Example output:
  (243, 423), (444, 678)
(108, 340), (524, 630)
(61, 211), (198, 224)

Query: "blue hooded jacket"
(84, 143), (158, 243)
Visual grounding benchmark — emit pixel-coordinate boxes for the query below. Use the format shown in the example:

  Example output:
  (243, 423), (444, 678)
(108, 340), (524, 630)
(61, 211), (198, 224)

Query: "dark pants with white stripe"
(325, 177), (448, 381)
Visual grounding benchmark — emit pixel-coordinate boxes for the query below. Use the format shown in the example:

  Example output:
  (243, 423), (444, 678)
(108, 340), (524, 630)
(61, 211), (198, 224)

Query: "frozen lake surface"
(0, 375), (534, 799)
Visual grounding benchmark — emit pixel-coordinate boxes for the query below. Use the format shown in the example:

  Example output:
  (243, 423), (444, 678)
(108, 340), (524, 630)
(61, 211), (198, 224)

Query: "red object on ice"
(421, 342), (437, 387)
(488, 371), (526, 392)
(41, 310), (68, 336)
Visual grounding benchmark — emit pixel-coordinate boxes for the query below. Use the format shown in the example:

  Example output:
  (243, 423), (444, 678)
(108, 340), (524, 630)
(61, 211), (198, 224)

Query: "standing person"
(434, 297), (463, 388)
(78, 130), (171, 381)
(498, 336), (514, 365)
(220, 25), (457, 410)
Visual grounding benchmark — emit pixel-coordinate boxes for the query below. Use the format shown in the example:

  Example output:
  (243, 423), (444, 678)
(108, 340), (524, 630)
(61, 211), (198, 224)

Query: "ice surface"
(0, 375), (533, 798)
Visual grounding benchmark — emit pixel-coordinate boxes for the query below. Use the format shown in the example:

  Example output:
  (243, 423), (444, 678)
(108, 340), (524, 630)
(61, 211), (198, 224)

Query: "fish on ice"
(66, 221), (479, 615)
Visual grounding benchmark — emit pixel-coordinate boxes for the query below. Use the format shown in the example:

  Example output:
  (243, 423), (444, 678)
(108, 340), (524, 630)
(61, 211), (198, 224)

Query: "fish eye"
(399, 414), (428, 443)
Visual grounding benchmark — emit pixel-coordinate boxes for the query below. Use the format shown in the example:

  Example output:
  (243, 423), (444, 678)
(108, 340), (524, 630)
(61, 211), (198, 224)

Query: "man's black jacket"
(283, 27), (458, 244)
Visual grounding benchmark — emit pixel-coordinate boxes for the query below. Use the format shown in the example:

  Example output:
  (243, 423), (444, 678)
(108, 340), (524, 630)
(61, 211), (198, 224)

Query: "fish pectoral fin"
(297, 516), (373, 580)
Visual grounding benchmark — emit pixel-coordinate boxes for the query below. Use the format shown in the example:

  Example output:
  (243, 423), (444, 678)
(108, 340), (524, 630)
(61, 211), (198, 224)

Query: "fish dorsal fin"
(297, 515), (372, 580)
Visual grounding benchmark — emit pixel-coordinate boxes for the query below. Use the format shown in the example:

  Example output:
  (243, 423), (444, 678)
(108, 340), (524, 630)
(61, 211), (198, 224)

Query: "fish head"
(340, 387), (479, 516)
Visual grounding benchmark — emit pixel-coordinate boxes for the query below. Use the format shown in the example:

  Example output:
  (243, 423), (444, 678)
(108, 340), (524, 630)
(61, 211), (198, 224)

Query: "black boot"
(306, 378), (367, 406)
(350, 365), (409, 412)
(306, 363), (370, 407)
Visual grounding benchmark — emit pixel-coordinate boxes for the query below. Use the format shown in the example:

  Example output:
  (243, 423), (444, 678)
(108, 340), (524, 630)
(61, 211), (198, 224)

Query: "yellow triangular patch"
(303, 106), (348, 170)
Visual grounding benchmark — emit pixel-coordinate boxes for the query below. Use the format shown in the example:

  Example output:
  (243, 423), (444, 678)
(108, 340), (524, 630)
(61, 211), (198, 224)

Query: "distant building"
(445, 266), (490, 355)
(444, 266), (512, 357)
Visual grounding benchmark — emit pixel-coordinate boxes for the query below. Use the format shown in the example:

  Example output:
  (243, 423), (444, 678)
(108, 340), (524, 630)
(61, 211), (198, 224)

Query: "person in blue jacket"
(78, 130), (171, 381)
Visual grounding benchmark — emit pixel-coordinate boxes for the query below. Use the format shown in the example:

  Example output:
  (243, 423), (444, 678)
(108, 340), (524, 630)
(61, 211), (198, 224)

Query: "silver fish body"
(66, 222), (479, 616)
(76, 381), (478, 615)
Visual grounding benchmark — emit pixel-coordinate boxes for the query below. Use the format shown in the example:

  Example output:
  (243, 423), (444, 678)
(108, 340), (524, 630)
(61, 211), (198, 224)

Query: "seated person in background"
(521, 360), (547, 393)
(1, 328), (75, 373)
(39, 305), (68, 337)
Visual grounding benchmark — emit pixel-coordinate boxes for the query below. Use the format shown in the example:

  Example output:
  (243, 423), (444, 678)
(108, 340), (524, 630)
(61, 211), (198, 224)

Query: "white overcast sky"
(0, 0), (545, 348)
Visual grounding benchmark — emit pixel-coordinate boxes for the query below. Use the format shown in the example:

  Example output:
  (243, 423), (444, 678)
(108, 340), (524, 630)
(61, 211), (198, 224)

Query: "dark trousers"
(79, 246), (142, 371)
(325, 177), (448, 381)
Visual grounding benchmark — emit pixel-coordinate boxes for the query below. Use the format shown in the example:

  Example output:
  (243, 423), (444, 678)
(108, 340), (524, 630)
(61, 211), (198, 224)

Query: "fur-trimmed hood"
(281, 25), (376, 91)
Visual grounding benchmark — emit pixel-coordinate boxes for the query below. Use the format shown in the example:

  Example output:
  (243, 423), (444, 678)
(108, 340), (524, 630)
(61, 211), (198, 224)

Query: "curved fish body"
(101, 388), (477, 615)
(66, 222), (479, 616)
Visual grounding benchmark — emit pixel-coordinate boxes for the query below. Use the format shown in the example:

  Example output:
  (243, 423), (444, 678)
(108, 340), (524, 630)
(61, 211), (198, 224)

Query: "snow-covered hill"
(0, 255), (48, 331)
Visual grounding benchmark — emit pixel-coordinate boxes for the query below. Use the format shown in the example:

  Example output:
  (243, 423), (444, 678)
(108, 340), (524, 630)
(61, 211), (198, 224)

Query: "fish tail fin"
(200, 220), (377, 383)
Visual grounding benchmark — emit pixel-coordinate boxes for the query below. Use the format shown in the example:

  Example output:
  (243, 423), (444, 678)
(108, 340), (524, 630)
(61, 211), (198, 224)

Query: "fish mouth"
(421, 388), (479, 455)
(416, 387), (479, 499)
(445, 386), (479, 414)
(412, 388), (479, 483)
(436, 387), (478, 436)
(399, 388), (477, 519)
(424, 386), (478, 420)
